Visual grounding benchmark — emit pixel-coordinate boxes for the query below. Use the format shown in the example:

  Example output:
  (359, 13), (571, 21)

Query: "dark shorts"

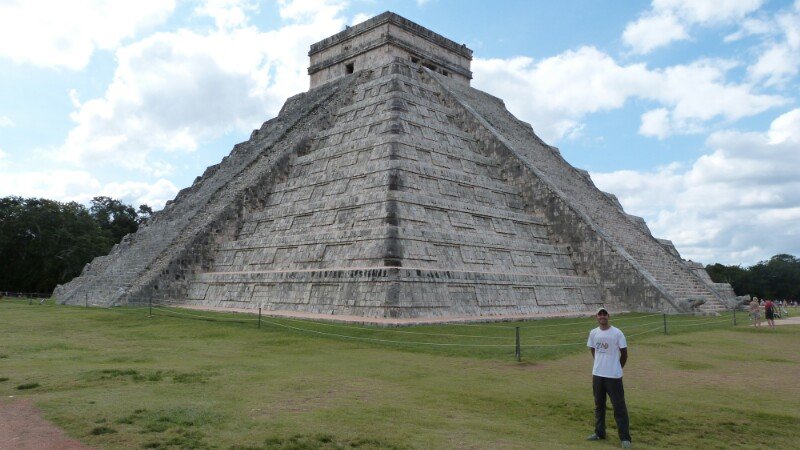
(765, 310), (775, 320)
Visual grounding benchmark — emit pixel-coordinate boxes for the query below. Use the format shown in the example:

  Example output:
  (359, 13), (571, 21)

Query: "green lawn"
(1, 300), (798, 449)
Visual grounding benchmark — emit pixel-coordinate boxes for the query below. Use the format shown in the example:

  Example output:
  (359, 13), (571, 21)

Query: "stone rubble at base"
(54, 12), (735, 321)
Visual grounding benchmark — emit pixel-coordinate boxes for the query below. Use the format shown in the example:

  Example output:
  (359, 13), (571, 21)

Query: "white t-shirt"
(587, 326), (627, 379)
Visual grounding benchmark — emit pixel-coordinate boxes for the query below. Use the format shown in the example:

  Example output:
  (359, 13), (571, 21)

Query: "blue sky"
(1, 0), (798, 266)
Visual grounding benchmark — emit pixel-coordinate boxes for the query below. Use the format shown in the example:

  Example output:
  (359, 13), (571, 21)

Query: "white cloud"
(68, 89), (82, 108)
(58, 0), (348, 172)
(0, 0), (175, 70)
(768, 108), (800, 143)
(0, 115), (14, 127)
(592, 108), (800, 265)
(473, 48), (652, 141)
(623, 0), (764, 54)
(101, 179), (180, 208)
(0, 168), (178, 209)
(196, 0), (256, 30)
(622, 13), (688, 55)
(652, 59), (785, 134)
(742, 2), (800, 87)
(350, 13), (372, 25)
(653, 0), (764, 24)
(473, 48), (785, 141)
(278, 0), (346, 22)
(0, 170), (101, 202)
(724, 18), (772, 42)
(639, 108), (672, 139)
(749, 43), (799, 86)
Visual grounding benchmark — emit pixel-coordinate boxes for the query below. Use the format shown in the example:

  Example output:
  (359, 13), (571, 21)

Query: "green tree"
(707, 254), (800, 300)
(0, 196), (152, 294)
(90, 196), (139, 244)
(137, 204), (154, 224)
(0, 197), (109, 293)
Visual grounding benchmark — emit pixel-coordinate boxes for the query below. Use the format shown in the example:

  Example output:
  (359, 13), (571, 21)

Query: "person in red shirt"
(764, 299), (776, 329)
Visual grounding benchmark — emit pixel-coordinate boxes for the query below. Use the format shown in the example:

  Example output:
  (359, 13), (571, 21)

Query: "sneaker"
(621, 440), (632, 448)
(586, 434), (604, 441)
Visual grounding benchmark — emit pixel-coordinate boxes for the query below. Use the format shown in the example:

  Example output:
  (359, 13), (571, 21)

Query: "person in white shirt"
(586, 307), (631, 448)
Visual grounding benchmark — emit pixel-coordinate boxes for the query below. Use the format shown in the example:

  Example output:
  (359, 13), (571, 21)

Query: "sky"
(0, 0), (798, 267)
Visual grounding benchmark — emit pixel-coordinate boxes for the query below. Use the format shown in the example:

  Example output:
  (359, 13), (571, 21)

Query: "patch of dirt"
(0, 398), (92, 450)
(746, 315), (800, 328)
(774, 316), (800, 326)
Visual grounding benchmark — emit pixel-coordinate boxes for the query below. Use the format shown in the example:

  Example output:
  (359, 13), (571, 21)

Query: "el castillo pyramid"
(55, 12), (737, 319)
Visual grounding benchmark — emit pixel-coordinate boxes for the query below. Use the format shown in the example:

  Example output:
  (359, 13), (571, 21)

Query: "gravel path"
(774, 316), (800, 326)
(0, 399), (91, 450)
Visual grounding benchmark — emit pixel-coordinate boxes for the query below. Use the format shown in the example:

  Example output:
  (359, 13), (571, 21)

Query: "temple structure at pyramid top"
(55, 12), (737, 321)
(308, 11), (473, 88)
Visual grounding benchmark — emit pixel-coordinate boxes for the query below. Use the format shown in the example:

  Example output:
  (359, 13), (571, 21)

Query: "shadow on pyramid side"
(55, 13), (734, 322)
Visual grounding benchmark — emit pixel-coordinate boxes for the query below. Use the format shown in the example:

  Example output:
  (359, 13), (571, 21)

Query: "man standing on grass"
(586, 307), (632, 449)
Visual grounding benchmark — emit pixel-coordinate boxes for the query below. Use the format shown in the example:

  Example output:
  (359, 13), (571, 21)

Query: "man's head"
(596, 307), (609, 328)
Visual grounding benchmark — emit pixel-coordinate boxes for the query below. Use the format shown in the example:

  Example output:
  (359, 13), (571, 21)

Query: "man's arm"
(620, 348), (628, 368)
(590, 348), (595, 358)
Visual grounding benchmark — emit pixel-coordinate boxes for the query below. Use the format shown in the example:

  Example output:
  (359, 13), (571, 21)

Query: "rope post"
(258, 307), (262, 329)
(733, 307), (736, 326)
(662, 313), (668, 335)
(515, 326), (521, 362)
(85, 294), (88, 308)
(148, 297), (152, 318)
(28, 296), (32, 305)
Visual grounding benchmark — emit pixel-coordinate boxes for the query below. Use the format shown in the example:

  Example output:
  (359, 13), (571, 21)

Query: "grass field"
(1, 299), (798, 449)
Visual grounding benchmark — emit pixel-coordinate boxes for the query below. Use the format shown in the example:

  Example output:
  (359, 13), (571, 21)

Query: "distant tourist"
(749, 297), (761, 327)
(586, 307), (632, 448)
(764, 299), (776, 329)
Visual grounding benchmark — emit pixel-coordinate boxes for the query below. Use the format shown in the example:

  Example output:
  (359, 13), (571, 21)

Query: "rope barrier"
(278, 316), (512, 339)
(667, 318), (730, 328)
(263, 318), (520, 348)
(6, 299), (737, 352)
(153, 306), (258, 322)
(515, 312), (664, 329)
(167, 310), (674, 349)
(450, 318), (590, 329)
(667, 315), (730, 324)
(151, 306), (258, 322)
(277, 315), (666, 340)
(625, 326), (665, 338)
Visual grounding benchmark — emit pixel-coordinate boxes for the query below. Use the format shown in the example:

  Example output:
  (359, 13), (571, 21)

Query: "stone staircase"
(433, 71), (728, 314)
(54, 75), (356, 306)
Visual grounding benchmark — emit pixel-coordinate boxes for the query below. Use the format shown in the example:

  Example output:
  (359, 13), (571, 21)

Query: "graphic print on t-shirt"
(587, 326), (627, 379)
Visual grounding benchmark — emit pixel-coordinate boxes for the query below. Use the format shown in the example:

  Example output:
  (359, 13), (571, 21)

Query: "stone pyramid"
(55, 12), (734, 319)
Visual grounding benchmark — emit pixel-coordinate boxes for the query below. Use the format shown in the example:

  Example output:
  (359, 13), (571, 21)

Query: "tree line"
(706, 254), (800, 300)
(0, 196), (152, 294)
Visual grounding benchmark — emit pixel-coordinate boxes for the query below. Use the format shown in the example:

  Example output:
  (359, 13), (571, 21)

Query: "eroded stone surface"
(55, 13), (732, 319)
